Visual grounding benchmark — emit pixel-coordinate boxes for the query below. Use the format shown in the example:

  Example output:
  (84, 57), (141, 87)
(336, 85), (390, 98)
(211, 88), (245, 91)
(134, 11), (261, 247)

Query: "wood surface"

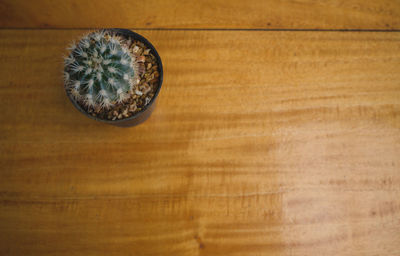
(0, 29), (399, 255)
(0, 0), (400, 30)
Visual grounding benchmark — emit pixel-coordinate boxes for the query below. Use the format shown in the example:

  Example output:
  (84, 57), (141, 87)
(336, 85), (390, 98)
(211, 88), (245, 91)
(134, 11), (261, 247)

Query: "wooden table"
(0, 1), (399, 255)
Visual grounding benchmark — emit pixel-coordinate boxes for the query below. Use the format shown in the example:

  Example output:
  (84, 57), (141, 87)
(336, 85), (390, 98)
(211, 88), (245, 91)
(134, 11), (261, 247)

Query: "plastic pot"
(66, 28), (163, 127)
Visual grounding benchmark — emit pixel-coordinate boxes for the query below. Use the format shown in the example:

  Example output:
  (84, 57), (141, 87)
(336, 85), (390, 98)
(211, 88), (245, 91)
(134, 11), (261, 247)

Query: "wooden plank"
(0, 0), (400, 30)
(0, 29), (399, 255)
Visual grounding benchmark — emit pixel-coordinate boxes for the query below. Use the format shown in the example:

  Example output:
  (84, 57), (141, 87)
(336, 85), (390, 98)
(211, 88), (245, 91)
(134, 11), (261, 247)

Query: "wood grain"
(0, 29), (400, 255)
(0, 0), (400, 30)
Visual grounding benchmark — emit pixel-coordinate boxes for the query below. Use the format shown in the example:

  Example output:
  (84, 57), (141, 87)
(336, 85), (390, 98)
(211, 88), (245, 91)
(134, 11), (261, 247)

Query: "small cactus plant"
(63, 30), (139, 109)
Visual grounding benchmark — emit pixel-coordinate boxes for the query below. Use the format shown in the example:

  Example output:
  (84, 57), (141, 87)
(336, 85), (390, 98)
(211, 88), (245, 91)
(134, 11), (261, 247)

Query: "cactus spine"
(64, 30), (138, 109)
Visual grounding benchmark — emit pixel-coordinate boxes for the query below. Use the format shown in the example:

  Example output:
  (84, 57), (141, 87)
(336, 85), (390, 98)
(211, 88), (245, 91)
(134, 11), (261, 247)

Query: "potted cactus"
(63, 29), (163, 127)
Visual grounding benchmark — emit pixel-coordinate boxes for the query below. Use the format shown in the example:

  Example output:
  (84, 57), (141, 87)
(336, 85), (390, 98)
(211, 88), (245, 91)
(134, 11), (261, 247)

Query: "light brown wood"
(0, 29), (400, 255)
(0, 0), (400, 30)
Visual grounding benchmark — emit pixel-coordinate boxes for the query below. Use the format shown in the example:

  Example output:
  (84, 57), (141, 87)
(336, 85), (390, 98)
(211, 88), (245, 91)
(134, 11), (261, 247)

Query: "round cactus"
(63, 30), (139, 109)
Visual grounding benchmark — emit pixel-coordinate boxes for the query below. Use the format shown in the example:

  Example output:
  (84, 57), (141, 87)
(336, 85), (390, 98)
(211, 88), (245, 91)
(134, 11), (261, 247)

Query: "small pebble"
(142, 84), (151, 94)
(135, 90), (143, 96)
(149, 78), (158, 83)
(129, 103), (137, 112)
(147, 73), (155, 82)
(122, 109), (129, 117)
(145, 97), (151, 105)
(132, 45), (140, 53)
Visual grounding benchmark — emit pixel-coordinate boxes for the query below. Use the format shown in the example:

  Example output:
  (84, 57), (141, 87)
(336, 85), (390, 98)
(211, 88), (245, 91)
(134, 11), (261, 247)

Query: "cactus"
(63, 30), (138, 109)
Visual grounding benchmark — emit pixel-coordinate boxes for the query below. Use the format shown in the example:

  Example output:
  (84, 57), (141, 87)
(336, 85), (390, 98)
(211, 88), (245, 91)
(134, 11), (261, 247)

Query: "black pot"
(66, 28), (163, 127)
